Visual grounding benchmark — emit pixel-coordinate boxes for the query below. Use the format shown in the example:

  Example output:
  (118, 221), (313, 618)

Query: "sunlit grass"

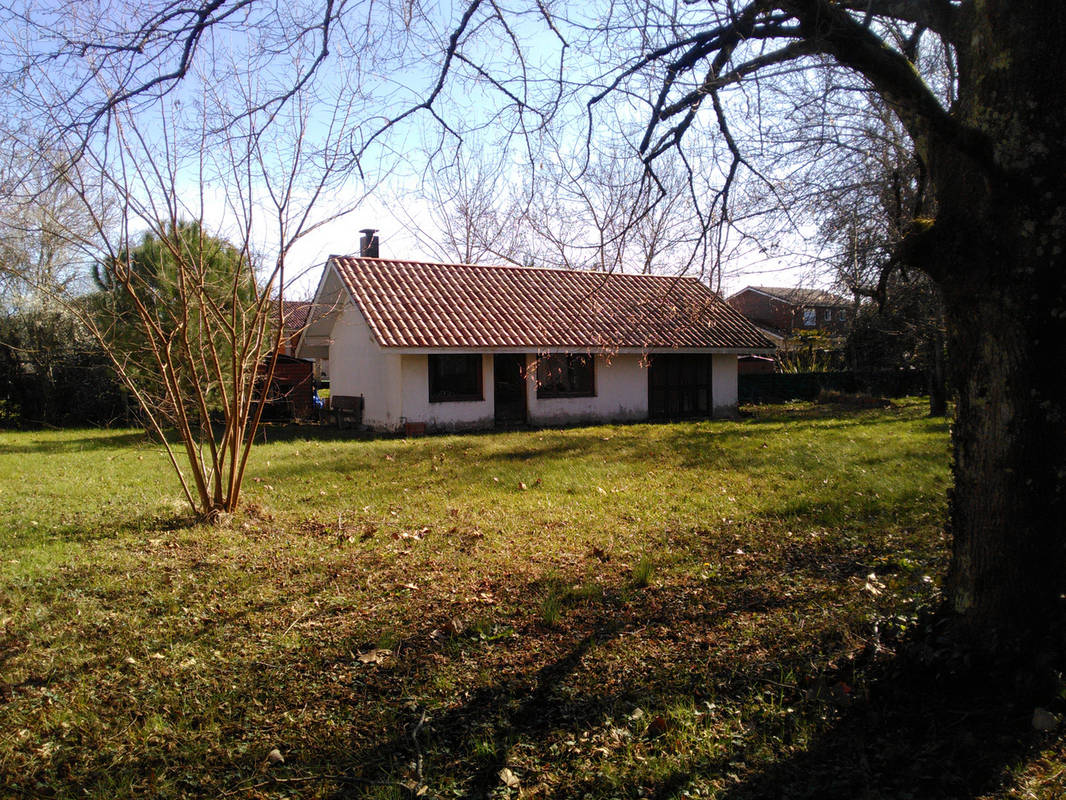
(3, 400), (1031, 799)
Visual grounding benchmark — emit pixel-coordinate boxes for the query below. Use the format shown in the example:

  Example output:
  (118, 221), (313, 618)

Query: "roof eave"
(381, 345), (777, 356)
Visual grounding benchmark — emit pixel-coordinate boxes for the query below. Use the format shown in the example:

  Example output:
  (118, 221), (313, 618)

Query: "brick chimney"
(359, 228), (379, 258)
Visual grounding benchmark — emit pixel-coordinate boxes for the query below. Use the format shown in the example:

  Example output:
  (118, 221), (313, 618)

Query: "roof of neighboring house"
(326, 256), (775, 351)
(269, 300), (319, 331)
(732, 286), (849, 307)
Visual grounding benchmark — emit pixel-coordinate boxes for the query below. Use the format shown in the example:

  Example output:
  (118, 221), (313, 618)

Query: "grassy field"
(1, 400), (1062, 799)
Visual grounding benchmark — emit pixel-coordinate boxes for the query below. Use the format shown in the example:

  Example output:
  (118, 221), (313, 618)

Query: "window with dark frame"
(428, 354), (483, 402)
(536, 353), (595, 398)
(803, 308), (816, 326)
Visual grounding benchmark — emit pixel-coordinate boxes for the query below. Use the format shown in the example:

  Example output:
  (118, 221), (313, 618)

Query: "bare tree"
(1, 5), (382, 519)
(523, 139), (725, 277)
(0, 132), (103, 309)
(395, 147), (528, 265)
(807, 98), (949, 414)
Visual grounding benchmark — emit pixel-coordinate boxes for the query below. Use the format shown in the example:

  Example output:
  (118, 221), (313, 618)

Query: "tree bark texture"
(931, 0), (1066, 639)
(942, 278), (1065, 639)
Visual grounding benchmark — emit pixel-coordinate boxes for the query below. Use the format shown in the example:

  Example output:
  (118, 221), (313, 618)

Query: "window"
(428, 354), (482, 402)
(536, 353), (595, 398)
(823, 308), (832, 322)
(803, 308), (816, 326)
(837, 309), (847, 322)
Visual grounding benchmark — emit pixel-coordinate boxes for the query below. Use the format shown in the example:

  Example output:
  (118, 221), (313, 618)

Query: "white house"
(297, 245), (775, 432)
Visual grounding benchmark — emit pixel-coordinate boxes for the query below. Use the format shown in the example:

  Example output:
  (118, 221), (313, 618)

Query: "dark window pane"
(429, 354), (482, 402)
(536, 353), (595, 398)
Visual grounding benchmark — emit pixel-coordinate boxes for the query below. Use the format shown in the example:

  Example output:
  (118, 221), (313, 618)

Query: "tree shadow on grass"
(1, 510), (195, 552)
(8, 537), (1057, 800)
(646, 628), (1058, 800)
(299, 585), (1057, 800)
(0, 429), (150, 455)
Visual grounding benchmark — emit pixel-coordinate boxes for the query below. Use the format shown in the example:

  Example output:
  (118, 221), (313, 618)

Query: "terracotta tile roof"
(268, 300), (319, 330)
(329, 256), (775, 351)
(744, 286), (849, 307)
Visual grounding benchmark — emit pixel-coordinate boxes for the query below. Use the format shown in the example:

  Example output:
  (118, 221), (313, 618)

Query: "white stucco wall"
(712, 353), (739, 416)
(525, 353), (648, 426)
(327, 305), (741, 430)
(400, 354), (495, 430)
(328, 301), (402, 429)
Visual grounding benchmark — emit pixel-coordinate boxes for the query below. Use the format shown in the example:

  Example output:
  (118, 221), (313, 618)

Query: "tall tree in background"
(395, 150), (528, 266)
(0, 135), (98, 307)
(0, 130), (126, 426)
(91, 221), (257, 411)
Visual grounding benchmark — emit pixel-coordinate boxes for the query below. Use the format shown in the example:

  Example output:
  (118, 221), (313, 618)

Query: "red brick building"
(726, 286), (851, 339)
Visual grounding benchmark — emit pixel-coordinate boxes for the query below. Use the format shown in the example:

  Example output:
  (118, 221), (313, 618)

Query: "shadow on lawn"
(309, 590), (1051, 800)
(474, 410), (946, 472)
(0, 429), (150, 454)
(7, 521), (1050, 800)
(656, 638), (1053, 800)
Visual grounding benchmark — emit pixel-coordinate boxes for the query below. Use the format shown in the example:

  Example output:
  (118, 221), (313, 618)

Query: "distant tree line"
(0, 306), (130, 427)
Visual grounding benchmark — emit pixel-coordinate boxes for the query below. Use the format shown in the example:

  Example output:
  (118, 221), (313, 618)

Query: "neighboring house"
(272, 299), (330, 381)
(726, 286), (851, 340)
(253, 300), (326, 421)
(297, 246), (775, 432)
(256, 354), (316, 420)
(275, 300), (314, 357)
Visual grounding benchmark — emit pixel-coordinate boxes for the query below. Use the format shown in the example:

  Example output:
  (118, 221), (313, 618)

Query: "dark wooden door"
(648, 354), (714, 419)
(494, 353), (527, 425)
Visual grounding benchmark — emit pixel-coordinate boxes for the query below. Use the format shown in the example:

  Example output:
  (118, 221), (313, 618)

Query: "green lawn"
(0, 401), (1061, 798)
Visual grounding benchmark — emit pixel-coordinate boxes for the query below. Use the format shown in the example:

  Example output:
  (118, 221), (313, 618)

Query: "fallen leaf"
(498, 767), (520, 788)
(590, 545), (610, 561)
(357, 649), (391, 664)
(864, 573), (885, 596)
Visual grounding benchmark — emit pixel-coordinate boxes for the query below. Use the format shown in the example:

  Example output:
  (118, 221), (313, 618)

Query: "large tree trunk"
(939, 250), (1066, 644)
(925, 1), (1066, 646)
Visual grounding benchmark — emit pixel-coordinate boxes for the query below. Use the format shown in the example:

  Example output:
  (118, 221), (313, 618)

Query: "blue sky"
(1, 0), (831, 301)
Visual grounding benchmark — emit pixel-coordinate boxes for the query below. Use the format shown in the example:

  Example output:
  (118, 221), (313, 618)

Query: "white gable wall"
(328, 300), (402, 429)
